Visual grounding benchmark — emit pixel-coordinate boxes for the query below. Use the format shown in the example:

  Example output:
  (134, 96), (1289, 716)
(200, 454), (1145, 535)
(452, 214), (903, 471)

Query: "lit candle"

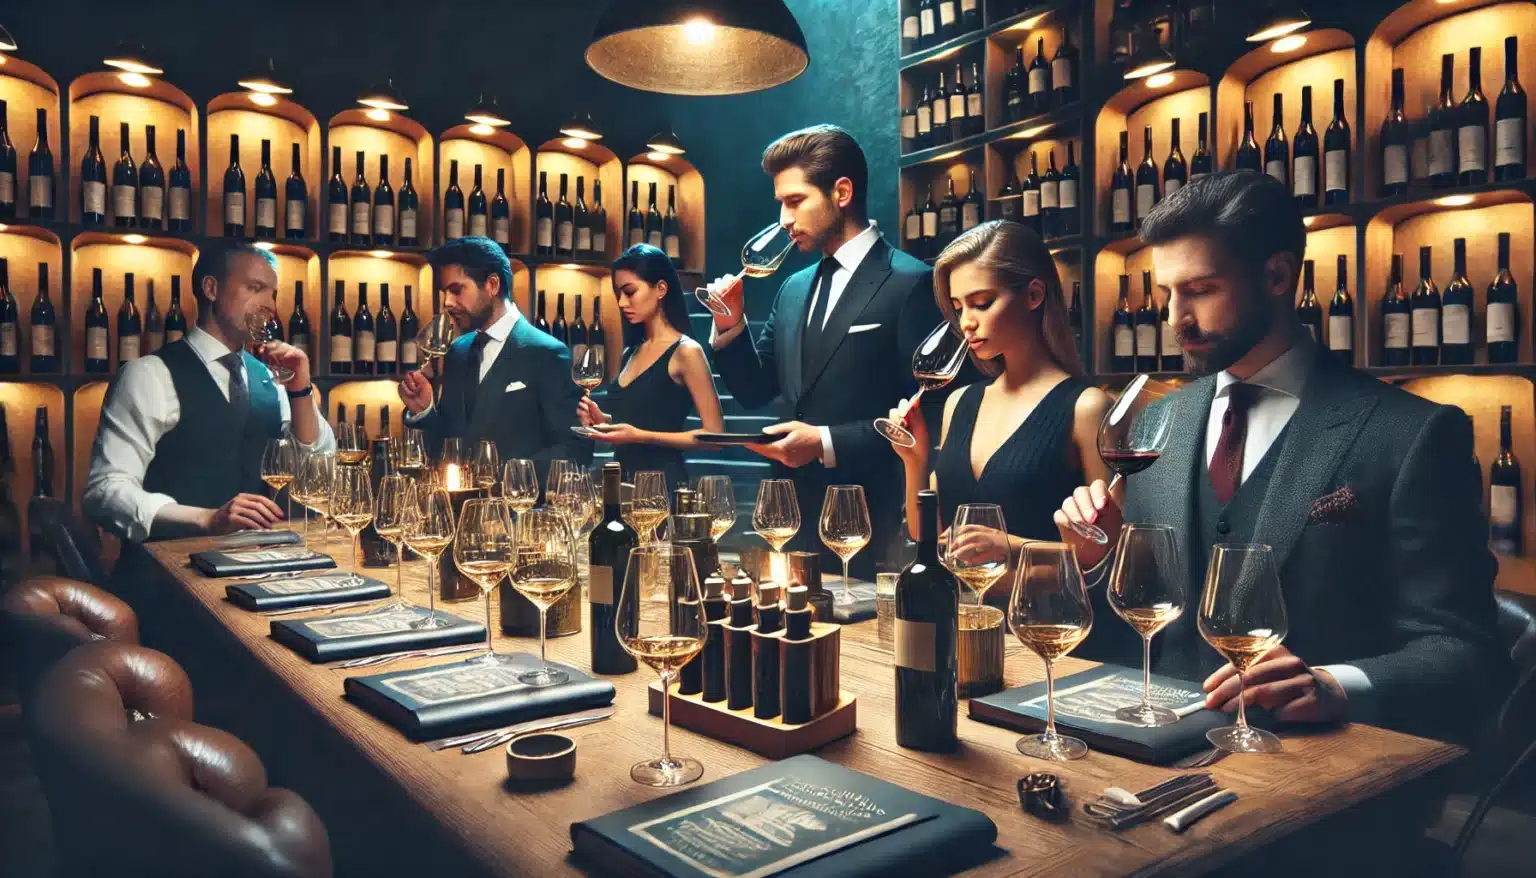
(445, 463), (465, 492)
(770, 551), (789, 588)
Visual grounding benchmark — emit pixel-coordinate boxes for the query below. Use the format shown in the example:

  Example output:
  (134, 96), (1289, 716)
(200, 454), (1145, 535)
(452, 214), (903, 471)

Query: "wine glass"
(509, 508), (580, 686)
(373, 474), (418, 615)
(335, 423), (368, 467)
(1067, 374), (1178, 544)
(474, 439), (500, 492)
(453, 498), (516, 664)
(693, 222), (796, 317)
(818, 485), (871, 603)
(329, 464), (375, 587)
(752, 479), (800, 553)
(1009, 543), (1094, 761)
(416, 313), (458, 364)
(403, 485), (456, 630)
(1198, 543), (1287, 754)
(245, 311), (296, 383)
(695, 475), (737, 542)
(616, 544), (707, 786)
(391, 429), (428, 479)
(291, 451), (332, 544)
(944, 503), (1009, 605)
(630, 471), (670, 547)
(552, 470), (596, 534)
(502, 459), (540, 515)
(260, 438), (297, 528)
(572, 343), (606, 395)
(1108, 524), (1185, 727)
(546, 459), (578, 503)
(875, 322), (970, 448)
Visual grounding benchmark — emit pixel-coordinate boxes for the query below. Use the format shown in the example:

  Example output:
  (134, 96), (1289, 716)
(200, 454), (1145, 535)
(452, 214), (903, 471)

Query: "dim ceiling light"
(469, 123), (495, 136)
(365, 108), (391, 122)
(563, 263), (580, 270)
(560, 111), (603, 141)
(122, 234), (147, 244)
(646, 130), (686, 156)
(1436, 194), (1475, 207)
(465, 93), (510, 127)
(358, 79), (408, 112)
(563, 137), (588, 149)
(1270, 34), (1308, 53)
(0, 23), (17, 52)
(646, 151), (669, 161)
(1125, 47), (1177, 80)
(1247, 4), (1311, 42)
(103, 41), (163, 75)
(238, 58), (292, 95)
(248, 92), (278, 107)
(118, 72), (153, 88)
(586, 0), (808, 96)
(370, 250), (393, 259)
(1145, 72), (1177, 88)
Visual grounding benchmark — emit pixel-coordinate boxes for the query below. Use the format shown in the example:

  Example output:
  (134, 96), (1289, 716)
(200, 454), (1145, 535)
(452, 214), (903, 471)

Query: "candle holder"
(785, 551), (833, 622)
(957, 604), (1005, 699)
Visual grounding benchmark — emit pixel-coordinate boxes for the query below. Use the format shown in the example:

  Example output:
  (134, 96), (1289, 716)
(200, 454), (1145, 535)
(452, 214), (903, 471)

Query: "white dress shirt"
(711, 222), (883, 467)
(83, 326), (336, 543)
(404, 305), (521, 424)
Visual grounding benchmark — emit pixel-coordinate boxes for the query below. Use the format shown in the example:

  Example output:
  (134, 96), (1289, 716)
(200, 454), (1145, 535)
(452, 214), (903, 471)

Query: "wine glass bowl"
(876, 322), (970, 448)
(693, 222), (796, 317)
(1009, 543), (1093, 761)
(260, 438), (297, 526)
(291, 451), (333, 544)
(416, 313), (458, 362)
(453, 498), (517, 665)
(629, 471), (670, 547)
(1198, 543), (1287, 754)
(572, 343), (606, 393)
(502, 459), (539, 514)
(403, 485), (456, 630)
(1068, 374), (1178, 545)
(695, 475), (737, 543)
(334, 423), (368, 467)
(818, 485), (872, 604)
(473, 439), (500, 491)
(245, 311), (296, 383)
(509, 508), (579, 687)
(552, 470), (596, 535)
(1108, 524), (1185, 727)
(944, 503), (1009, 605)
(752, 479), (801, 554)
(390, 429), (428, 477)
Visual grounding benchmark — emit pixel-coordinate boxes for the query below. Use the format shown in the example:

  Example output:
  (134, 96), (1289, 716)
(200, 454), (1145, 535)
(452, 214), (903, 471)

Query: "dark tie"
(1209, 383), (1259, 504)
(464, 332), (494, 421)
(801, 256), (839, 372)
(220, 352), (248, 415)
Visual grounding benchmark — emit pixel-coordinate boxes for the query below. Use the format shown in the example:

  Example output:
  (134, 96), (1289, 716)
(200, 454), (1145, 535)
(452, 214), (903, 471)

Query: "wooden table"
(139, 537), (1463, 877)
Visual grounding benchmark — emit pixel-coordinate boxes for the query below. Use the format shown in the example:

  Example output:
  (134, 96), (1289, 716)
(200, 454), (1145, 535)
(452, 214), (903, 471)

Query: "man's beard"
(1180, 294), (1274, 376)
(452, 300), (496, 332)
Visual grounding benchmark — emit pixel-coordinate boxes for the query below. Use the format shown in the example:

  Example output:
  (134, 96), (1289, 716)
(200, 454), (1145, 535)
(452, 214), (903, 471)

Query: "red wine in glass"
(1068, 374), (1176, 545)
(1100, 449), (1161, 477)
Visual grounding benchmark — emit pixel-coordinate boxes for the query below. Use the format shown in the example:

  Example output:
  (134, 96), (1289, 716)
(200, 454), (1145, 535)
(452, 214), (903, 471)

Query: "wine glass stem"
(1043, 658), (1058, 739)
(841, 558), (850, 598)
(1142, 635), (1154, 708)
(352, 535), (360, 577)
(661, 670), (674, 763)
(395, 546), (403, 600)
(484, 591), (496, 657)
(538, 608), (549, 671)
(285, 493), (292, 528)
(426, 556), (437, 616)
(1234, 667), (1250, 733)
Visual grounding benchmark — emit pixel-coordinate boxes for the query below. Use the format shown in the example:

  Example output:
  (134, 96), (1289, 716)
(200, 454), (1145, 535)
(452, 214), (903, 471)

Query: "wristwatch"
(285, 384), (314, 400)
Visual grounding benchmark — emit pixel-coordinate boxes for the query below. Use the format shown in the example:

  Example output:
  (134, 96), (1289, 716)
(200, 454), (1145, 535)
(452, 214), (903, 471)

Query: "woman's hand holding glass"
(944, 504), (1010, 605)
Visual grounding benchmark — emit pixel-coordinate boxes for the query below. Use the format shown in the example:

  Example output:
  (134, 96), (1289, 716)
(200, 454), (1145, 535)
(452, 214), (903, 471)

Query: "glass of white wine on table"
(1064, 373), (1177, 544)
(260, 438), (297, 529)
(373, 474), (419, 616)
(329, 464), (375, 588)
(1108, 523), (1185, 727)
(334, 423), (368, 467)
(1009, 543), (1094, 761)
(502, 459), (539, 515)
(693, 222), (797, 317)
(454, 498), (517, 665)
(1198, 543), (1287, 754)
(629, 470), (670, 548)
(819, 485), (871, 604)
(876, 322), (970, 448)
(509, 508), (581, 686)
(944, 503), (1009, 605)
(753, 478), (801, 558)
(292, 452), (334, 546)
(402, 485), (456, 630)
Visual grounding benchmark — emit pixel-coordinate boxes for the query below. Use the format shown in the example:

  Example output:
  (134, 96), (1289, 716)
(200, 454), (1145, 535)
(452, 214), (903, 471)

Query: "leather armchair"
(2, 575), (139, 706)
(28, 642), (332, 878)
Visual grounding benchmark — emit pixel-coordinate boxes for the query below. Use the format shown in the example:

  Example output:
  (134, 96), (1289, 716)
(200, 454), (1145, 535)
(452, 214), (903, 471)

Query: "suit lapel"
(802, 240), (894, 395)
(777, 272), (812, 402)
(1147, 377), (1215, 555)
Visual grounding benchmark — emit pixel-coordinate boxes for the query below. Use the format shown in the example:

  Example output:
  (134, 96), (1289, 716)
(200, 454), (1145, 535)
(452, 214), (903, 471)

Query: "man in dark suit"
(398, 237), (587, 483)
(1056, 171), (1509, 744)
(707, 125), (946, 578)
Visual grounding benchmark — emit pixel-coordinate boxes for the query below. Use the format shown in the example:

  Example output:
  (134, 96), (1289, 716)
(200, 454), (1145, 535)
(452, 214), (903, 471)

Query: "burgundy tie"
(1209, 383), (1259, 504)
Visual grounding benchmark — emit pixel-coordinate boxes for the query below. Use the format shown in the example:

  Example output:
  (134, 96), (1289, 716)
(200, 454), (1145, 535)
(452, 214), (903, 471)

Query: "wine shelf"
(205, 93), (322, 241)
(535, 137), (623, 265)
(439, 126), (532, 255)
(625, 151), (705, 274)
(67, 72), (201, 229)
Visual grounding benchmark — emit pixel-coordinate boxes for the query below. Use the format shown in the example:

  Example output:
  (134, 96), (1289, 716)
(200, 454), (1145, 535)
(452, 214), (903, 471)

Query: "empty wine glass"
(818, 485), (871, 603)
(1010, 543), (1094, 761)
(546, 459), (579, 503)
(474, 439), (500, 492)
(373, 474), (418, 616)
(260, 438), (297, 527)
(630, 471), (669, 547)
(329, 464), (375, 587)
(403, 485), (456, 630)
(291, 451), (334, 544)
(945, 503), (1009, 605)
(572, 343), (606, 395)
(245, 311), (296, 383)
(1199, 543), (1287, 754)
(416, 313), (458, 363)
(454, 498), (516, 665)
(695, 475), (737, 542)
(502, 458), (539, 514)
(1108, 524), (1185, 727)
(876, 322), (970, 448)
(753, 479), (800, 553)
(693, 222), (797, 317)
(616, 544), (708, 786)
(509, 508), (580, 686)
(1067, 374), (1178, 544)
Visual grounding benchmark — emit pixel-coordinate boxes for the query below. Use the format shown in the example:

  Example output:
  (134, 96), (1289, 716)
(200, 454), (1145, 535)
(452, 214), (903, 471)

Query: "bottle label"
(377, 339), (397, 364)
(1060, 179), (1078, 209)
(917, 107), (932, 135)
(1491, 485), (1519, 528)
(0, 324), (15, 356)
(1038, 181), (1058, 210)
(920, 9), (935, 36)
(401, 340), (419, 365)
(967, 92), (982, 119)
(83, 181), (106, 215)
(1384, 313), (1410, 350)
(933, 99), (948, 126)
(939, 206), (957, 231)
(1135, 324), (1157, 356)
(558, 221), (575, 251)
(286, 199), (305, 232)
(1325, 150), (1348, 193)
(86, 326), (107, 360)
(470, 214), (487, 237)
(1442, 303), (1471, 344)
(31, 325), (54, 356)
(1293, 156), (1316, 196)
(939, 2), (956, 26)
(961, 0), (977, 11)
(494, 217), (512, 244)
(906, 213), (922, 241)
(112, 184), (136, 218)
(577, 226), (594, 252)
(1429, 130), (1454, 176)
(1029, 68), (1048, 96)
(648, 230), (663, 248)
(1052, 57), (1072, 89)
(119, 335), (140, 361)
(1135, 183), (1155, 218)
(446, 208), (465, 240)
(537, 217), (553, 248)
(1114, 326), (1133, 357)
(665, 233), (681, 259)
(168, 186), (189, 220)
(375, 204), (395, 235)
(352, 201), (370, 234)
(1328, 315), (1353, 350)
(630, 228), (645, 247)
(922, 212), (938, 237)
(1164, 178), (1181, 198)
(1161, 323), (1181, 357)
(1000, 199), (1019, 220)
(330, 334), (353, 363)
(221, 192), (243, 225)
(1384, 144), (1409, 185)
(1496, 117), (1525, 168)
(1112, 189), (1130, 224)
(1458, 125), (1486, 172)
(400, 210), (418, 240)
(949, 95), (965, 122)
(256, 198), (277, 229)
(1411, 308), (1440, 347)
(902, 16), (919, 40)
(594, 229), (607, 253)
(29, 175), (52, 208)
(961, 203), (980, 230)
(356, 331), (376, 362)
(1023, 190), (1041, 217)
(137, 185), (162, 221)
(1264, 160), (1287, 185)
(0, 171), (13, 204)
(902, 114), (917, 139)
(590, 564), (614, 604)
(1488, 302), (1517, 343)
(329, 203), (348, 234)
(894, 618), (936, 672)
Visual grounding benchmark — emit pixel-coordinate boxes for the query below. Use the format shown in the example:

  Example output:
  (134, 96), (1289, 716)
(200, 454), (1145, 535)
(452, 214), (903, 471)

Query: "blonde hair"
(933, 220), (1082, 378)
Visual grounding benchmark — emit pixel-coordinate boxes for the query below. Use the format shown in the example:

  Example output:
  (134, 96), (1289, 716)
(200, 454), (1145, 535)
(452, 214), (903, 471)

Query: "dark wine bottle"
(552, 292), (569, 346)
(112, 121), (137, 228)
(492, 168), (511, 247)
(963, 167), (985, 235)
(29, 262), (58, 372)
(645, 182), (663, 249)
(1488, 233), (1519, 364)
(1028, 37), (1052, 116)
(31, 406), (52, 499)
(326, 146), (347, 243)
(1158, 286), (1182, 372)
(571, 296), (589, 364)
(590, 462), (638, 674)
(1491, 405), (1523, 556)
(399, 286), (419, 369)
(167, 128), (190, 231)
(443, 159), (464, 241)
(1236, 100), (1262, 173)
(1293, 86), (1319, 208)
(1164, 117), (1187, 199)
(1004, 47), (1025, 124)
(360, 435), (396, 567)
(1430, 54), (1459, 188)
(537, 171), (554, 255)
(591, 180), (608, 256)
(224, 134), (246, 237)
(1323, 79), (1351, 206)
(1495, 36), (1527, 181)
(1411, 246), (1441, 366)
(117, 272), (141, 365)
(966, 60), (985, 137)
(254, 139), (277, 238)
(937, 0), (958, 41)
(1191, 111), (1213, 181)
(164, 275), (187, 345)
(575, 177), (593, 259)
(939, 174), (963, 244)
(901, 2), (921, 55)
(349, 150), (371, 245)
(1053, 24), (1078, 106)
(1328, 254), (1354, 365)
(1440, 238), (1474, 365)
(1135, 126), (1159, 229)
(917, 0), (938, 49)
(398, 158), (419, 246)
(330, 280), (353, 375)
(663, 184), (682, 264)
(139, 124), (164, 228)
(931, 71), (951, 147)
(1296, 259), (1323, 345)
(996, 164), (1020, 225)
(904, 200), (923, 252)
(1264, 93), (1289, 187)
(626, 180), (643, 248)
(288, 281), (311, 362)
(28, 108), (55, 221)
(81, 115), (107, 225)
(1112, 274), (1134, 372)
(142, 279), (162, 355)
(960, 0), (980, 31)
(535, 290), (551, 335)
(376, 283), (397, 376)
(556, 173), (575, 256)
(0, 100), (15, 219)
(1382, 68), (1410, 197)
(0, 259), (17, 372)
(1459, 46), (1490, 186)
(590, 295), (606, 353)
(1060, 141), (1080, 235)
(84, 268), (109, 373)
(920, 182), (939, 258)
(1069, 280), (1084, 358)
(284, 142), (306, 239)
(468, 163), (488, 239)
(374, 155), (394, 245)
(0, 406), (16, 554)
(894, 489), (958, 753)
(1110, 131), (1134, 235)
(354, 282), (376, 375)
(948, 63), (968, 143)
(1135, 270), (1159, 372)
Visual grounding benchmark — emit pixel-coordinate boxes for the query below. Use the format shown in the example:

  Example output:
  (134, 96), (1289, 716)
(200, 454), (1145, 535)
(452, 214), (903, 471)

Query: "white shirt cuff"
(133, 492), (179, 543)
(1316, 663), (1373, 722)
(404, 404), (434, 425)
(818, 426), (836, 467)
(710, 318), (747, 351)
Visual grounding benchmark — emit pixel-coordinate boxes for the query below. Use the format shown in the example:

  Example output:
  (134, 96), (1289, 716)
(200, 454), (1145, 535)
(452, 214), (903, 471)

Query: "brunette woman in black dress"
(887, 221), (1111, 600)
(577, 245), (724, 489)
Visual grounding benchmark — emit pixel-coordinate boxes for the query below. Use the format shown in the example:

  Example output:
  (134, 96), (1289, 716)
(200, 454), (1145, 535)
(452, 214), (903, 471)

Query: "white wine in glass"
(509, 508), (579, 687)
(403, 485), (456, 630)
(818, 485), (871, 604)
(1108, 523), (1185, 727)
(454, 498), (516, 665)
(943, 503), (1009, 605)
(753, 479), (800, 552)
(1199, 543), (1287, 754)
(572, 343), (606, 393)
(261, 438), (297, 527)
(630, 470), (669, 546)
(693, 222), (796, 317)
(334, 423), (369, 467)
(694, 475), (736, 541)
(1009, 543), (1093, 761)
(502, 458), (539, 514)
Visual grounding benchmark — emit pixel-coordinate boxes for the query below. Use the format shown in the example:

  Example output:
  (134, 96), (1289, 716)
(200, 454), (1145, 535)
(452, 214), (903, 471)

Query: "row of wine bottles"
(326, 282), (419, 375)
(528, 289), (606, 357)
(620, 180), (685, 266)
(1379, 236), (1520, 367)
(902, 170), (986, 260)
(0, 260), (59, 373)
(1109, 271), (1185, 374)
(0, 405), (53, 503)
(900, 0), (982, 54)
(1003, 30), (1078, 121)
(902, 62), (986, 152)
(327, 147), (422, 246)
(77, 269), (191, 373)
(998, 144), (1081, 239)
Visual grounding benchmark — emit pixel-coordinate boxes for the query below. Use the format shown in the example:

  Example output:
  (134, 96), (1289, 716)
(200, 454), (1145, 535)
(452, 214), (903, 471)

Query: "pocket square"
(1308, 485), (1360, 525)
(504, 381), (527, 392)
(847, 323), (882, 334)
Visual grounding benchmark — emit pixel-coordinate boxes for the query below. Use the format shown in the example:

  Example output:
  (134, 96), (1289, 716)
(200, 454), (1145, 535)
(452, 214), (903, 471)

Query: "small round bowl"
(505, 733), (576, 783)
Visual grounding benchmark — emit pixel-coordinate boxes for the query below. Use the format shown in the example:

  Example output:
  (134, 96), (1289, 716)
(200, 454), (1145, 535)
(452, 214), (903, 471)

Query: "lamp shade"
(559, 111), (602, 141)
(465, 94), (510, 127)
(103, 41), (162, 75)
(646, 131), (686, 156)
(0, 23), (17, 53)
(1247, 4), (1311, 42)
(238, 58), (292, 95)
(1123, 34), (1177, 81)
(358, 79), (408, 111)
(586, 0), (808, 96)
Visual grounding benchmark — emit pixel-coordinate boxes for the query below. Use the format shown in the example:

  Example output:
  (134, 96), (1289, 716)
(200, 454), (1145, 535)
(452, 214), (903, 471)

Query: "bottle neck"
(602, 469), (622, 517)
(916, 496), (940, 563)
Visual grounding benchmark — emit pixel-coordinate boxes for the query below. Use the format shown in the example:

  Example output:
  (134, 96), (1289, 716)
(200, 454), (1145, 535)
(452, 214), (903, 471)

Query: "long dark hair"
(611, 244), (691, 350)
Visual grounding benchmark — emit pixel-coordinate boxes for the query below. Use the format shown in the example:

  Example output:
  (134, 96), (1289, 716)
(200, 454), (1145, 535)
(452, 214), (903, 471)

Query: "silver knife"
(425, 707), (614, 752)
(463, 710), (614, 754)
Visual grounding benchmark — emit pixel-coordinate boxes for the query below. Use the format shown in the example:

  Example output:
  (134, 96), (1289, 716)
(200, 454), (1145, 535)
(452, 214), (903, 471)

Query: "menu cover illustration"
(193, 545), (337, 577)
(225, 572), (389, 610)
(269, 608), (483, 661)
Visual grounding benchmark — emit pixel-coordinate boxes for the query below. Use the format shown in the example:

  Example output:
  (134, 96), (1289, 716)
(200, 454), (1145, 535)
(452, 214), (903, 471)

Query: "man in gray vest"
(1055, 171), (1508, 744)
(85, 241), (333, 542)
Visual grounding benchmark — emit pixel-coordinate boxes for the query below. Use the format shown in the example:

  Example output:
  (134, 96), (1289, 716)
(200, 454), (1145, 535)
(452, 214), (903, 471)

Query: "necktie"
(1209, 383), (1259, 504)
(464, 332), (494, 421)
(801, 256), (839, 372)
(220, 351), (248, 415)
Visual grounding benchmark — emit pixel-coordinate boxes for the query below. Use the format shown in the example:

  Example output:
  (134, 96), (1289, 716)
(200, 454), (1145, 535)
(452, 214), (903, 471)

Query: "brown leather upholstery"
(2, 575), (139, 705)
(28, 643), (332, 878)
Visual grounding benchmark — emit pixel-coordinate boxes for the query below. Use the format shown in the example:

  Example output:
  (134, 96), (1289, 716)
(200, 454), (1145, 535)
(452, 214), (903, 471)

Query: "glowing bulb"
(249, 92), (278, 107)
(117, 72), (152, 88)
(469, 123), (494, 135)
(563, 137), (587, 149)
(683, 17), (717, 44)
(1145, 72), (1176, 88)
(646, 151), (668, 161)
(1271, 35), (1308, 53)
(370, 250), (393, 259)
(366, 108), (390, 122)
(253, 241), (275, 251)
(1303, 216), (1316, 228)
(122, 234), (148, 244)
(1436, 194), (1475, 207)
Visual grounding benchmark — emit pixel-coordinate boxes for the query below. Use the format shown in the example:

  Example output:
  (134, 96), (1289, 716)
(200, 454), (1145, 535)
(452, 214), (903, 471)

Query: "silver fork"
(332, 643), (481, 670)
(1173, 748), (1230, 770)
